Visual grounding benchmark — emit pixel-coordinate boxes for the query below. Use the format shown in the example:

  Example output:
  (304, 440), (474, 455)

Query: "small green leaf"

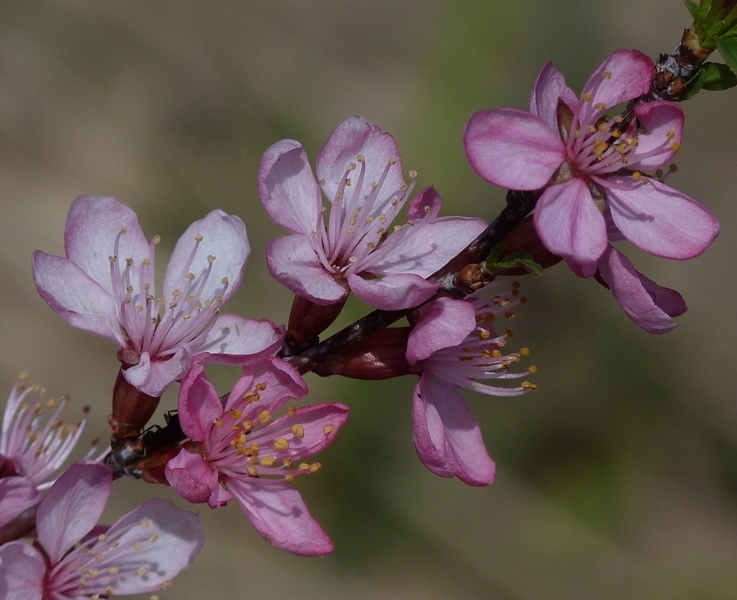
(717, 35), (737, 74)
(684, 0), (700, 19)
(701, 61), (737, 89)
(486, 251), (544, 277)
(681, 67), (706, 100)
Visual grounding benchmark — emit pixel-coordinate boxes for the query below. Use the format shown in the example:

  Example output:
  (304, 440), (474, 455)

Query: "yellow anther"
(247, 465), (259, 477)
(521, 347), (530, 356)
(274, 437), (289, 451)
(582, 92), (592, 101)
(258, 410), (272, 424)
(670, 141), (680, 152)
(284, 474), (295, 483)
(529, 365), (538, 374)
(259, 455), (275, 467)
(283, 457), (294, 468)
(323, 424), (336, 436)
(229, 408), (242, 420)
(287, 406), (297, 417)
(491, 349), (502, 358)
(291, 424), (305, 438)
(309, 462), (322, 473)
(298, 462), (310, 471)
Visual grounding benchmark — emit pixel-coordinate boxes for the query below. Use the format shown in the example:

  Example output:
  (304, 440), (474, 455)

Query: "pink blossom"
(463, 50), (719, 279)
(33, 196), (283, 397)
(0, 375), (94, 528)
(0, 462), (203, 599)
(406, 290), (534, 486)
(259, 116), (487, 310)
(165, 358), (348, 556)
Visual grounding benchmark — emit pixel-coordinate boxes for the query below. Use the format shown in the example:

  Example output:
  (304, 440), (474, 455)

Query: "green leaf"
(486, 251), (544, 277)
(684, 0), (700, 19)
(681, 67), (706, 100)
(701, 61), (737, 89)
(717, 35), (737, 74)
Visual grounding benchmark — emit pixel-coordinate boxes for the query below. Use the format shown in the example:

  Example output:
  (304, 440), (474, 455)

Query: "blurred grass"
(1, 2), (737, 599)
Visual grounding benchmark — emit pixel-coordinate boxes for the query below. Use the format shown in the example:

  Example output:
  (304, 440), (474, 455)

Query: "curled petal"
(122, 347), (192, 398)
(166, 448), (225, 506)
(228, 479), (334, 556)
(177, 363), (224, 441)
(534, 178), (607, 277)
(597, 245), (686, 333)
(259, 140), (321, 235)
(406, 297), (477, 365)
(529, 62), (580, 130)
(226, 357), (308, 414)
(412, 375), (495, 486)
(406, 186), (443, 220)
(464, 108), (565, 190)
(629, 101), (684, 169)
(606, 177), (719, 259)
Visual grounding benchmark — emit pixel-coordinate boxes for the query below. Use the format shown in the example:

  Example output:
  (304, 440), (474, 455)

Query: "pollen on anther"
(258, 410), (272, 424)
(274, 437), (289, 451)
(323, 424), (336, 435)
(195, 235), (203, 243)
(521, 347), (530, 356)
(582, 92), (592, 102)
(291, 424), (305, 438)
(409, 169), (418, 179)
(529, 365), (538, 374)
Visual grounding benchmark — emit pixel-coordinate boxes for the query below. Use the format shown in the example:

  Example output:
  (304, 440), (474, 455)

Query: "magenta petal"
(259, 139), (321, 235)
(371, 216), (488, 277)
(581, 50), (653, 111)
(193, 314), (284, 364)
(412, 375), (496, 486)
(0, 477), (39, 528)
(0, 541), (44, 600)
(529, 62), (579, 130)
(98, 498), (204, 594)
(228, 479), (334, 556)
(177, 363), (225, 441)
(407, 297), (476, 364)
(407, 186), (443, 220)
(534, 178), (607, 277)
(164, 210), (249, 305)
(463, 108), (565, 190)
(123, 347), (192, 398)
(597, 246), (686, 333)
(226, 358), (308, 414)
(165, 448), (224, 505)
(32, 251), (124, 346)
(606, 177), (719, 259)
(265, 235), (347, 305)
(629, 101), (684, 169)
(347, 272), (438, 310)
(317, 116), (405, 215)
(64, 196), (150, 292)
(37, 463), (112, 565)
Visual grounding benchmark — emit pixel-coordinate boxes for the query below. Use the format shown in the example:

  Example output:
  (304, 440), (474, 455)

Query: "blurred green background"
(1, 2), (736, 599)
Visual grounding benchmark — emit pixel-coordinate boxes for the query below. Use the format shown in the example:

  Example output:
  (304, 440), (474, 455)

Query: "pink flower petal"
(0, 541), (45, 600)
(165, 448), (224, 505)
(406, 186), (443, 220)
(259, 139), (322, 235)
(32, 251), (124, 346)
(164, 210), (249, 305)
(36, 463), (112, 565)
(0, 477), (39, 528)
(122, 347), (192, 398)
(529, 62), (579, 131)
(412, 375), (496, 486)
(463, 108), (565, 190)
(226, 358), (308, 414)
(177, 363), (225, 441)
(64, 196), (150, 293)
(629, 101), (684, 169)
(581, 50), (653, 114)
(228, 479), (334, 556)
(534, 178), (607, 277)
(265, 235), (347, 304)
(347, 272), (439, 310)
(406, 297), (476, 365)
(597, 245), (686, 333)
(193, 314), (284, 364)
(317, 116), (405, 216)
(606, 176), (719, 259)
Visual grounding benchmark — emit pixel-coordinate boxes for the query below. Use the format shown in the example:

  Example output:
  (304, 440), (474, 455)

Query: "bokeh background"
(2, 2), (736, 598)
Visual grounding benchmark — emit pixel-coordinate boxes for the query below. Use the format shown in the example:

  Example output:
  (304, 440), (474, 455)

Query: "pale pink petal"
(164, 210), (249, 305)
(37, 463), (112, 564)
(629, 101), (684, 169)
(32, 251), (124, 346)
(581, 50), (653, 113)
(228, 479), (334, 556)
(226, 358), (307, 414)
(597, 246), (686, 333)
(177, 363), (225, 441)
(406, 186), (443, 220)
(0, 477), (39, 528)
(259, 139), (321, 235)
(347, 272), (439, 310)
(317, 116), (405, 215)
(0, 541), (44, 600)
(407, 297), (476, 364)
(529, 62), (579, 130)
(464, 108), (565, 190)
(606, 176), (719, 259)
(64, 195), (150, 293)
(534, 178), (607, 277)
(248, 403), (349, 461)
(122, 347), (192, 398)
(265, 235), (347, 305)
(412, 375), (496, 486)
(193, 314), (283, 364)
(165, 449), (224, 506)
(370, 217), (488, 277)
(93, 498), (204, 594)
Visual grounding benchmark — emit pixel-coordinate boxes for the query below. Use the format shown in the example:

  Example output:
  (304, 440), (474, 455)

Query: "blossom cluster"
(0, 33), (726, 598)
